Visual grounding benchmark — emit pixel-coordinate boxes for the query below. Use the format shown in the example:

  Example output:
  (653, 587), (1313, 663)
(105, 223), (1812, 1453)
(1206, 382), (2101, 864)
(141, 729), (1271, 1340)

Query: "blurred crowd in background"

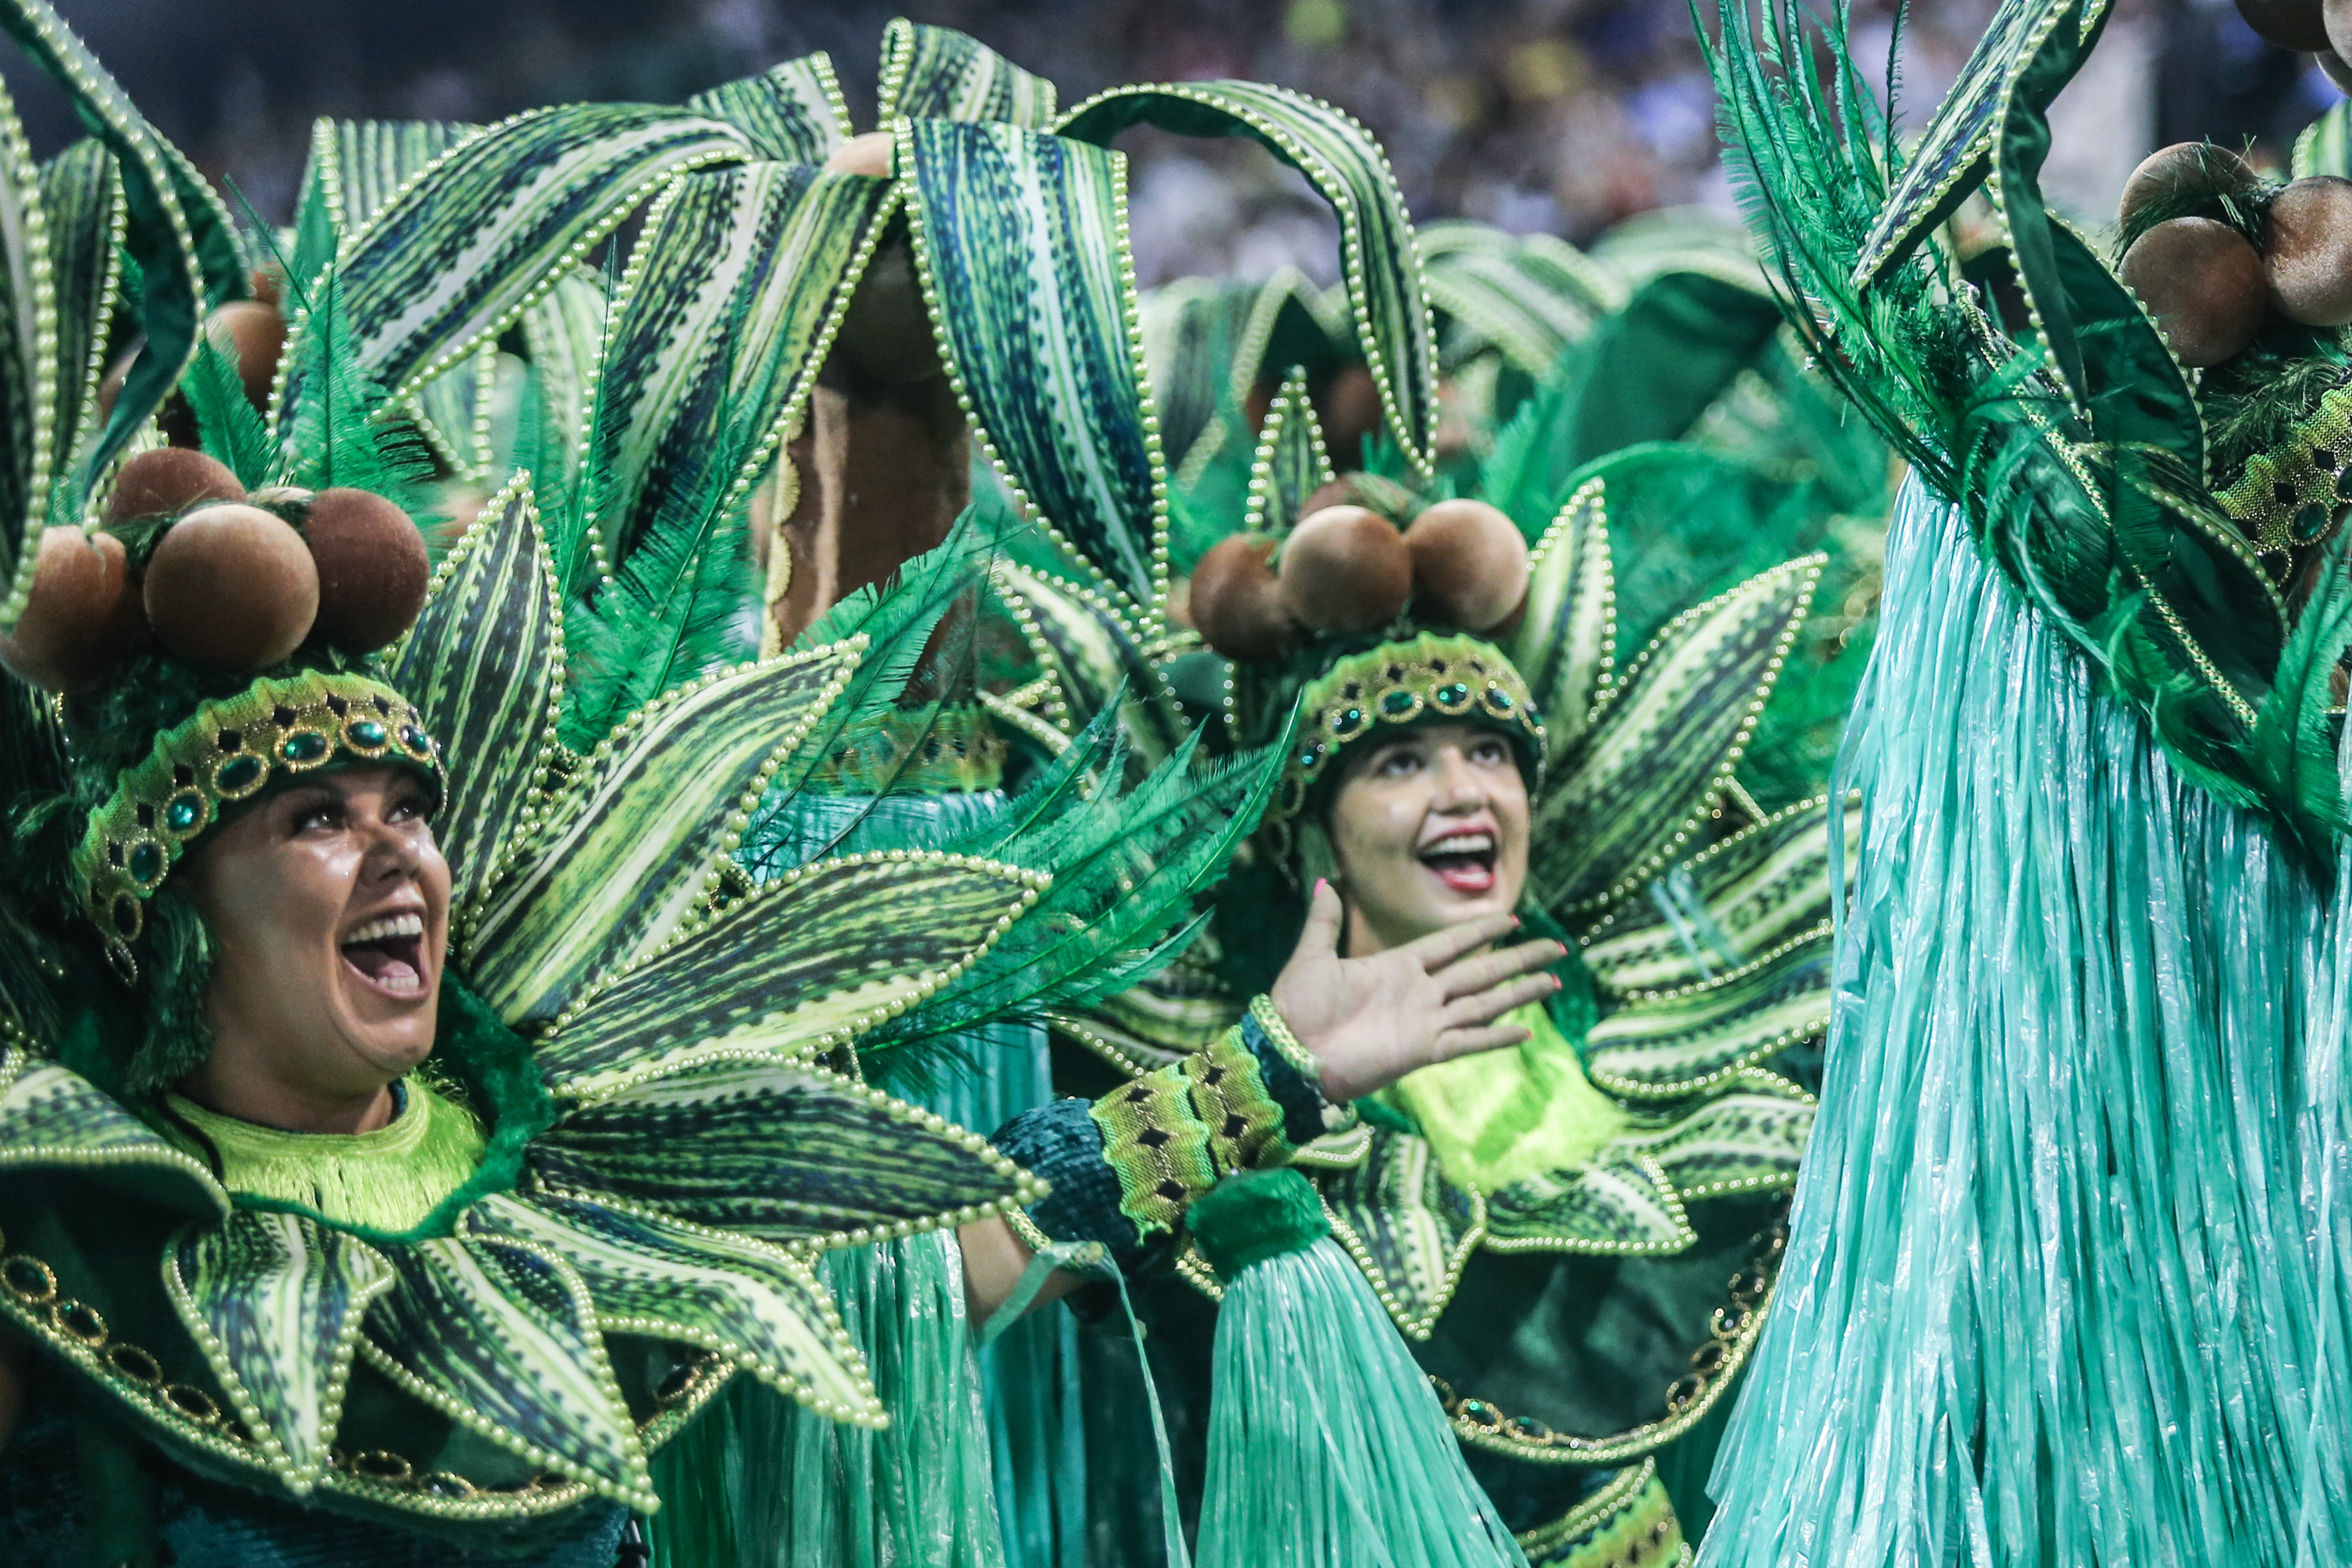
(6, 0), (2341, 288)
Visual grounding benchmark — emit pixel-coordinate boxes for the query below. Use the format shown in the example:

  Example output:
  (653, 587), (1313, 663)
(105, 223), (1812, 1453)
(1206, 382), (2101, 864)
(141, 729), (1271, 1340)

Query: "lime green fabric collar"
(161, 1077), (487, 1232)
(1383, 1002), (1627, 1191)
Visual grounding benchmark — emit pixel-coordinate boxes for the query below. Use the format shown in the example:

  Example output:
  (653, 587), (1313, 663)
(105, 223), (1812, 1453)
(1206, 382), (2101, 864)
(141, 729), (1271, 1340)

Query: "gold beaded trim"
(74, 670), (442, 980)
(1433, 1217), (1786, 1464)
(1269, 631), (1545, 833)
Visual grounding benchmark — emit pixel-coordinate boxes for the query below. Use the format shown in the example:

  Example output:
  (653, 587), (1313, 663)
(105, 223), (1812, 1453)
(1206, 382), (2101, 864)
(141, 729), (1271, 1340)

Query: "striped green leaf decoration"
(364, 1235), (650, 1506)
(38, 139), (121, 492)
(1506, 477), (1614, 751)
(2295, 101), (2352, 180)
(536, 851), (1040, 1099)
(1579, 794), (1857, 997)
(1482, 1154), (1695, 1255)
(165, 1213), (393, 1493)
(389, 474), (564, 929)
(518, 264), (609, 521)
(990, 560), (1188, 764)
(900, 118), (1164, 607)
(0, 74), (52, 629)
(1314, 1129), (1484, 1340)
(0, 1056), (229, 1217)
(1419, 223), (1609, 377)
(465, 643), (862, 1024)
(1241, 369), (1334, 536)
(877, 19), (1058, 127)
(1581, 947), (1834, 1100)
(468, 1190), (878, 1419)
(1630, 1091), (1812, 1198)
(406, 343), (497, 483)
(687, 54), (851, 163)
(0, 0), (234, 507)
(301, 118), (478, 242)
(291, 103), (754, 410)
(584, 161), (892, 566)
(1533, 554), (1821, 916)
(528, 1059), (1038, 1245)
(1058, 80), (1438, 477)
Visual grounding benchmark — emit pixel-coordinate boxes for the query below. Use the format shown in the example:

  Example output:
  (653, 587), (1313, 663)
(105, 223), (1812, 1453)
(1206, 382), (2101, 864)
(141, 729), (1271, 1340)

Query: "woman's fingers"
(1296, 879), (1345, 961)
(1399, 910), (1524, 974)
(1430, 936), (1565, 1000)
(1429, 1021), (1534, 1063)
(1443, 969), (1561, 1030)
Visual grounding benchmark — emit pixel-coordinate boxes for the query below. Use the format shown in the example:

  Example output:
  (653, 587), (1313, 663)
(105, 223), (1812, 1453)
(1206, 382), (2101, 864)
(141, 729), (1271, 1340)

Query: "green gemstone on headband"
(127, 842), (162, 886)
(164, 794), (204, 834)
(111, 895), (140, 937)
(400, 726), (431, 754)
(216, 755), (264, 794)
(1484, 686), (1513, 711)
(1435, 682), (1470, 708)
(1332, 706), (1365, 737)
(1380, 688), (1417, 716)
(1298, 743), (1324, 770)
(349, 718), (388, 749)
(281, 731), (329, 764)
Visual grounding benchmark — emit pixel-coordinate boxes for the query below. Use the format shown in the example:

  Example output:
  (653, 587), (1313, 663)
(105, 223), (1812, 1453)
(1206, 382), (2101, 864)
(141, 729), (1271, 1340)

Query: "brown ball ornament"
(2236, 0), (2331, 51)
(2264, 177), (2352, 327)
(0, 528), (145, 692)
(302, 488), (430, 653)
(103, 447), (246, 523)
(204, 299), (286, 412)
(1404, 499), (1530, 633)
(1188, 535), (1298, 662)
(1278, 505), (1411, 637)
(2116, 143), (2260, 228)
(2118, 217), (2268, 368)
(143, 504), (319, 670)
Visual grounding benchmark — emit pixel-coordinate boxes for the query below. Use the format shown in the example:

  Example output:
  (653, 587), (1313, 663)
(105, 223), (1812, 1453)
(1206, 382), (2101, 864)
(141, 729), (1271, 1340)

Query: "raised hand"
(1269, 880), (1565, 1102)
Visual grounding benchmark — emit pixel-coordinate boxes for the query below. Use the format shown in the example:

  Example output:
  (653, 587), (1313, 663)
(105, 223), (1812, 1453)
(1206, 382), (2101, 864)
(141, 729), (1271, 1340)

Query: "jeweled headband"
(1267, 630), (1545, 834)
(73, 669), (443, 980)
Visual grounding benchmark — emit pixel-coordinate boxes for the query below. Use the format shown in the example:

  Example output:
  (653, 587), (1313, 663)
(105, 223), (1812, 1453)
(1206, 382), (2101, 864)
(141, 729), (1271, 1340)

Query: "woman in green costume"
(990, 414), (1849, 1564)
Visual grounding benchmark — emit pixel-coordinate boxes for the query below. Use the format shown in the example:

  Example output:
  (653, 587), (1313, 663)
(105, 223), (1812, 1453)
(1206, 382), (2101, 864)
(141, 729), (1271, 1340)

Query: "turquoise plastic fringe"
(1697, 479), (2352, 1566)
(1194, 1227), (1528, 1568)
(651, 788), (1088, 1568)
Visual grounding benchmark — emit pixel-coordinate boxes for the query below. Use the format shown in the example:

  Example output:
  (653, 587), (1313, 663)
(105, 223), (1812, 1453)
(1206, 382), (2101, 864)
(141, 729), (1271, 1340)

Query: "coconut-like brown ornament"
(2238, 0), (2331, 50)
(2116, 143), (2260, 228)
(1190, 535), (1298, 662)
(0, 528), (146, 692)
(1404, 499), (1530, 633)
(204, 299), (286, 412)
(103, 447), (246, 523)
(303, 488), (430, 653)
(1279, 505), (1412, 636)
(2264, 177), (2352, 327)
(143, 504), (319, 670)
(2118, 217), (2268, 368)
(832, 238), (941, 388)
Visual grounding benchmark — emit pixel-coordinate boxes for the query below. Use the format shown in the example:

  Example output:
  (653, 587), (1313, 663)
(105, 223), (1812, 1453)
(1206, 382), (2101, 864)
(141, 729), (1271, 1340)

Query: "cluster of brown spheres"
(2239, 0), (2352, 95)
(1188, 495), (1530, 663)
(0, 448), (431, 694)
(2116, 143), (2352, 368)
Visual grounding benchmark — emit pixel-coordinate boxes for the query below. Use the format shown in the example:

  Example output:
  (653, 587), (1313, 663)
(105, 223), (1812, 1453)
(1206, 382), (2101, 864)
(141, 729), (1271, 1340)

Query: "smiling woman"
(177, 767), (452, 1136)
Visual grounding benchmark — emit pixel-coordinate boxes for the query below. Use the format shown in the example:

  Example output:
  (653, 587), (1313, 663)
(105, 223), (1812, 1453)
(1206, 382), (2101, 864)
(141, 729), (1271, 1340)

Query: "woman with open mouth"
(1014, 459), (1851, 1565)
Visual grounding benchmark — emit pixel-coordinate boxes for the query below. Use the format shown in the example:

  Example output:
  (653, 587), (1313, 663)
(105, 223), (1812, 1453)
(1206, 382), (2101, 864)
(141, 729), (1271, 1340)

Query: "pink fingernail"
(1314, 878), (1330, 894)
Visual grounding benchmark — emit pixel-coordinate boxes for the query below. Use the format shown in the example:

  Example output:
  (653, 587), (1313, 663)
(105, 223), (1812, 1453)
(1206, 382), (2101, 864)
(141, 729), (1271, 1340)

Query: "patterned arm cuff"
(990, 1097), (1172, 1275)
(988, 998), (1356, 1275)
